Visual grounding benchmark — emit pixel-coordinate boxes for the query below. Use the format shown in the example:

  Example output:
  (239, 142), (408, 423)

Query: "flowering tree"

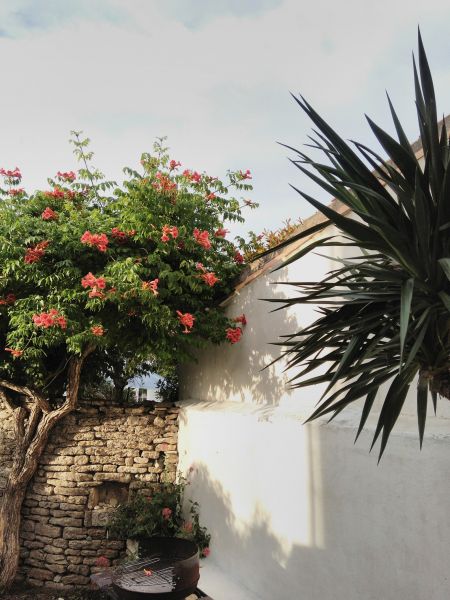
(0, 134), (254, 589)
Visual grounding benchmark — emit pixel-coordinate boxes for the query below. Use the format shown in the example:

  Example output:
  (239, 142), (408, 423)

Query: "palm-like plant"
(270, 32), (450, 458)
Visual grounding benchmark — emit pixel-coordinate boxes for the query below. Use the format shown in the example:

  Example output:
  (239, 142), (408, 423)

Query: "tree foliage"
(0, 135), (256, 400)
(269, 32), (450, 458)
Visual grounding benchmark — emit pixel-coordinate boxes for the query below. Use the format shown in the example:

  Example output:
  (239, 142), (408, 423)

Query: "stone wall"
(0, 398), (179, 591)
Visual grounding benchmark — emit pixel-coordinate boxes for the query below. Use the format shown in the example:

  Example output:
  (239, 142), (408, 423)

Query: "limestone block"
(153, 416), (165, 428)
(117, 466), (147, 474)
(93, 472), (131, 482)
(49, 517), (83, 528)
(46, 562), (66, 574)
(67, 564), (90, 576)
(34, 522), (62, 538)
(27, 568), (53, 581)
(43, 544), (65, 555)
(44, 581), (67, 590)
(62, 526), (86, 540)
(61, 574), (90, 585)
(27, 578), (44, 587)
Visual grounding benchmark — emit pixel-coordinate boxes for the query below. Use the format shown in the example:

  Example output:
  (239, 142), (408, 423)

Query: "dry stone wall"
(0, 398), (179, 591)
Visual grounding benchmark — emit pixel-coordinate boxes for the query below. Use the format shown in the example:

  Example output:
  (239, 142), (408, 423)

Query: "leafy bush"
(108, 476), (211, 557)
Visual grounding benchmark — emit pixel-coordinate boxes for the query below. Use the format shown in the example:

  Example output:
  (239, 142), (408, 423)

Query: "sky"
(1, 0), (450, 237)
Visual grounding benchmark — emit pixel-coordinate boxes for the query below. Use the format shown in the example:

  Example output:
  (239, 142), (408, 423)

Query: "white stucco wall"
(178, 231), (450, 600)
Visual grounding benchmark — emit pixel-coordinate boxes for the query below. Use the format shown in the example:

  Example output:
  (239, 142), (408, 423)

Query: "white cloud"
(0, 0), (450, 235)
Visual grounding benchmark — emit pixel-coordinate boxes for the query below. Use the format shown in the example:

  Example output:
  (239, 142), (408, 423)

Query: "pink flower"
(162, 507), (172, 520)
(238, 169), (252, 180)
(56, 171), (76, 182)
(161, 225), (179, 242)
(176, 310), (195, 334)
(142, 278), (159, 296)
(169, 160), (181, 170)
(193, 228), (211, 250)
(202, 547), (211, 557)
(91, 325), (104, 336)
(226, 327), (242, 344)
(24, 240), (50, 264)
(214, 228), (228, 238)
(182, 521), (193, 533)
(41, 207), (58, 221)
(95, 556), (110, 568)
(81, 231), (109, 252)
(201, 272), (219, 287)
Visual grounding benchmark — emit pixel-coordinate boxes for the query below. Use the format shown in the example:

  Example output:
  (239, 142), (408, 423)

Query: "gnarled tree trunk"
(0, 347), (94, 591)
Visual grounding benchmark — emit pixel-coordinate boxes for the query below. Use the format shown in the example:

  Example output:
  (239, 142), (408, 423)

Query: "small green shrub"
(107, 476), (211, 557)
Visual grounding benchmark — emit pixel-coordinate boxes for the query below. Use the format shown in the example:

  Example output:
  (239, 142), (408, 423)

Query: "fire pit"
(111, 537), (200, 600)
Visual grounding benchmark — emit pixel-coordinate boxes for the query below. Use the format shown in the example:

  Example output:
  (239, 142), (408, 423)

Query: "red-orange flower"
(234, 314), (247, 326)
(56, 171), (76, 182)
(169, 160), (181, 170)
(33, 309), (67, 329)
(91, 325), (104, 336)
(183, 169), (201, 183)
(95, 556), (110, 568)
(0, 167), (21, 180)
(153, 172), (177, 193)
(44, 188), (66, 199)
(41, 207), (58, 221)
(5, 348), (23, 358)
(81, 231), (109, 252)
(234, 251), (244, 264)
(81, 273), (106, 290)
(24, 241), (49, 264)
(0, 293), (16, 306)
(226, 327), (242, 344)
(176, 310), (195, 334)
(162, 507), (172, 520)
(193, 228), (211, 250)
(161, 225), (179, 242)
(205, 193), (216, 201)
(201, 272), (219, 287)
(142, 278), (159, 296)
(214, 228), (228, 238)
(8, 188), (25, 196)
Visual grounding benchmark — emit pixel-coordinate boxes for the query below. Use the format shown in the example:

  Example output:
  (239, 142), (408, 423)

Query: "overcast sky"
(1, 0), (450, 237)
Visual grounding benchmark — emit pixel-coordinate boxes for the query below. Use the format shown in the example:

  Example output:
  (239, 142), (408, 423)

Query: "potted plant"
(107, 476), (211, 559)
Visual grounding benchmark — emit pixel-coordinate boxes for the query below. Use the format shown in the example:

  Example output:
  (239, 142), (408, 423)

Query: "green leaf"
(400, 278), (414, 366)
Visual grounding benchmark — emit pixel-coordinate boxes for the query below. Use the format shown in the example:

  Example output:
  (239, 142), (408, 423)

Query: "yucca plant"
(269, 32), (450, 458)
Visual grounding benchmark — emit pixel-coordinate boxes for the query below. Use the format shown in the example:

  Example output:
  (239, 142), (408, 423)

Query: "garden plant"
(269, 32), (450, 459)
(0, 135), (254, 590)
(107, 474), (211, 558)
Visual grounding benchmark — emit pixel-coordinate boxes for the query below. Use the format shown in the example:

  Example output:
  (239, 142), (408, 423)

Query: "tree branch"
(0, 379), (50, 413)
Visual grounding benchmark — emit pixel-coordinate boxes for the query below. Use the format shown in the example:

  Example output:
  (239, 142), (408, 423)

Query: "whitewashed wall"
(178, 227), (450, 600)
